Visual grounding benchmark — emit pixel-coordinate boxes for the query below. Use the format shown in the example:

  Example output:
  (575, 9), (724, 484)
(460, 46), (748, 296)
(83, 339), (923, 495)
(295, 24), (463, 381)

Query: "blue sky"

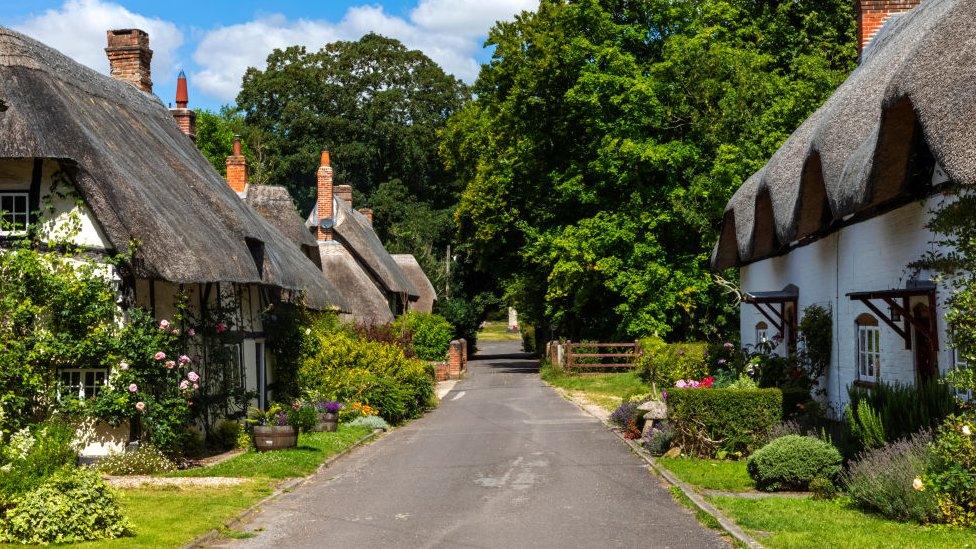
(1, 0), (536, 109)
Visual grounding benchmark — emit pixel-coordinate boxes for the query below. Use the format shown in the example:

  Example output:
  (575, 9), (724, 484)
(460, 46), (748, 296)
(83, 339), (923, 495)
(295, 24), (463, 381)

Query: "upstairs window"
(0, 192), (29, 234)
(856, 313), (881, 383)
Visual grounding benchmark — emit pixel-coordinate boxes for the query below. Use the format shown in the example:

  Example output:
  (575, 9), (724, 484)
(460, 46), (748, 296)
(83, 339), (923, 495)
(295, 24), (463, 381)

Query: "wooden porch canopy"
(846, 281), (937, 351)
(743, 285), (798, 348)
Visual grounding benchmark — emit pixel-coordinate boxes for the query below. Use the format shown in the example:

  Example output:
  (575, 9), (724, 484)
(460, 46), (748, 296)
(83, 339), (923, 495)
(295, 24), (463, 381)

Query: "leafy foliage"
(747, 435), (842, 492)
(844, 430), (938, 523)
(1, 467), (133, 544)
(392, 312), (454, 361)
(845, 400), (886, 451)
(847, 381), (958, 447)
(636, 338), (707, 389)
(667, 387), (782, 457)
(443, 0), (857, 342)
(926, 411), (976, 526)
(0, 421), (76, 507)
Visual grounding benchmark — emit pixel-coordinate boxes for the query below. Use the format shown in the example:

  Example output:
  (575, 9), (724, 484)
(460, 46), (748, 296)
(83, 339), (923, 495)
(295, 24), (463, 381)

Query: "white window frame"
(857, 324), (881, 383)
(952, 349), (973, 401)
(224, 343), (244, 391)
(59, 368), (108, 400)
(755, 322), (768, 345)
(0, 192), (29, 235)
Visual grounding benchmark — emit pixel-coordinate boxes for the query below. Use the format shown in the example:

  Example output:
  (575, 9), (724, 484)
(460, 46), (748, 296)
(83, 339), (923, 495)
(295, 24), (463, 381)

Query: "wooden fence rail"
(565, 341), (641, 371)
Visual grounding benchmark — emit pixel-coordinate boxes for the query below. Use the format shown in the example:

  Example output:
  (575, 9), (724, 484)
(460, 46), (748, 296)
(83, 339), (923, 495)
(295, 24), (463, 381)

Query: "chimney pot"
(321, 150), (331, 167)
(170, 69), (196, 140)
(105, 28), (153, 93)
(336, 184), (353, 207)
(232, 136), (242, 156)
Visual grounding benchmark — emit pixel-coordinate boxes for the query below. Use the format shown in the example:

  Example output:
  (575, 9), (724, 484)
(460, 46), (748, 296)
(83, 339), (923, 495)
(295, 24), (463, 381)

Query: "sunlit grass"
(477, 321), (522, 341)
(540, 360), (650, 411)
(657, 457), (754, 492)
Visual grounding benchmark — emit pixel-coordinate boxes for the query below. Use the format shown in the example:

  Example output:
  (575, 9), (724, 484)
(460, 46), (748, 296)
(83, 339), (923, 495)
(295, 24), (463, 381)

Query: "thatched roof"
(712, 0), (971, 269)
(307, 198), (418, 297)
(0, 27), (347, 311)
(317, 241), (394, 324)
(393, 254), (437, 313)
(243, 184), (322, 267)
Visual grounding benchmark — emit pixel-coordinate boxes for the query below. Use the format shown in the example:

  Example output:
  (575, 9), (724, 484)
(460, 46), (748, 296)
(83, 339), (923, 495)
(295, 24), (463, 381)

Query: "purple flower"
(187, 328), (196, 337)
(317, 401), (343, 414)
(661, 390), (668, 401)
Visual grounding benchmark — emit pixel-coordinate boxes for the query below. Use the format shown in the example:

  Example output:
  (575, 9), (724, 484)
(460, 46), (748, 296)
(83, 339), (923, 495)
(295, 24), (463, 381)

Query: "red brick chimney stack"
(170, 70), (197, 141)
(857, 1), (921, 58)
(358, 208), (374, 225)
(226, 136), (247, 194)
(317, 151), (335, 241)
(105, 29), (153, 93)
(336, 184), (353, 207)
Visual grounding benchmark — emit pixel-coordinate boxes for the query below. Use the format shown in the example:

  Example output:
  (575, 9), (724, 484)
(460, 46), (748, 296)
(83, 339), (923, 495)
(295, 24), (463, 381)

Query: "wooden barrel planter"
(315, 413), (338, 432)
(252, 425), (297, 451)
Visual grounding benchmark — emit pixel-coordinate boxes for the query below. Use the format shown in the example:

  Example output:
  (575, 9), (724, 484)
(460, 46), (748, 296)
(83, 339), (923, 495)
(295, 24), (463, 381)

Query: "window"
(225, 343), (244, 391)
(59, 369), (107, 400)
(755, 321), (768, 344)
(856, 314), (881, 383)
(952, 349), (973, 401)
(0, 192), (29, 233)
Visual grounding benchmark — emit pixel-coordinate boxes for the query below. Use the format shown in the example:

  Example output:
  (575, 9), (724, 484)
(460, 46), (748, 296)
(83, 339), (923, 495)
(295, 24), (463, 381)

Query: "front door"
(913, 304), (938, 383)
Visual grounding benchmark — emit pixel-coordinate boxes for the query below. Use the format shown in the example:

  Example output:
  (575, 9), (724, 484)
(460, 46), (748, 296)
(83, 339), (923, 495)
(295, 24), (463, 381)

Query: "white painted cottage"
(711, 0), (975, 414)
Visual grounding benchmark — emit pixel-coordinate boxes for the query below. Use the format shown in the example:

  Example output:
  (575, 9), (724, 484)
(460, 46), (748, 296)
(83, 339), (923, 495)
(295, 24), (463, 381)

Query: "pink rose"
(159, 319), (170, 330)
(135, 401), (145, 412)
(187, 328), (196, 337)
(675, 380), (687, 388)
(216, 322), (227, 334)
(187, 371), (199, 382)
(192, 383), (199, 390)
(178, 354), (191, 365)
(179, 380), (190, 391)
(128, 383), (138, 393)
(165, 360), (176, 369)
(118, 361), (129, 370)
(154, 351), (166, 361)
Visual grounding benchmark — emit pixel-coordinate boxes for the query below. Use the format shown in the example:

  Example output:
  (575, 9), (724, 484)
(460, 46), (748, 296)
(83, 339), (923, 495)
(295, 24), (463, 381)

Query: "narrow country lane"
(219, 340), (725, 548)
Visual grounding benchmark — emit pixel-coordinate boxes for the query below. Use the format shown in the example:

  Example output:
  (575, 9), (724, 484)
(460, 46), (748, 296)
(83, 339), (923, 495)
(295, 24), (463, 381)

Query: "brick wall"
(336, 185), (353, 206)
(448, 340), (464, 379)
(105, 29), (152, 93)
(171, 108), (196, 141)
(857, 0), (921, 55)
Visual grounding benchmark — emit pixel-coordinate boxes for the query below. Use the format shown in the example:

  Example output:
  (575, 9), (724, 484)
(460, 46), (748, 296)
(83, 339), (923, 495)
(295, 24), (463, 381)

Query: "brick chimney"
(857, 1), (921, 58)
(336, 184), (353, 206)
(358, 208), (374, 225)
(105, 29), (153, 93)
(316, 151), (335, 241)
(226, 137), (247, 194)
(170, 70), (196, 141)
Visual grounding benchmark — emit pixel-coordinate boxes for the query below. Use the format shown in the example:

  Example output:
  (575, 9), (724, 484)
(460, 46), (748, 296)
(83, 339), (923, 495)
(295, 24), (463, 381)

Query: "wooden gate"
(565, 341), (640, 371)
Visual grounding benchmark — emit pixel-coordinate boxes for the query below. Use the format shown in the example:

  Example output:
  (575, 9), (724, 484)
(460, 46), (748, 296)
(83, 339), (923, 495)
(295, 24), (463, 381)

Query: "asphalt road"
(221, 340), (724, 548)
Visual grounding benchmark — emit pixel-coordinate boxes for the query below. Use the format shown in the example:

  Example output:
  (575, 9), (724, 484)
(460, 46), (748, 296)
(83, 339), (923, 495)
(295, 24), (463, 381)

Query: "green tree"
(194, 107), (270, 185)
(443, 0), (856, 342)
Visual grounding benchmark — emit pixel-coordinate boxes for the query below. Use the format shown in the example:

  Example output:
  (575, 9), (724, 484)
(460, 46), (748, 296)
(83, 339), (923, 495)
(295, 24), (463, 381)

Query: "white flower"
(913, 477), (925, 492)
(963, 425), (972, 436)
(118, 361), (129, 370)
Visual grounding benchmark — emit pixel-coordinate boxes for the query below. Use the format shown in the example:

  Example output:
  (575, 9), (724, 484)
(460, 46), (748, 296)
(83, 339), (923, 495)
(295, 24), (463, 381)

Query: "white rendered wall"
(740, 196), (953, 416)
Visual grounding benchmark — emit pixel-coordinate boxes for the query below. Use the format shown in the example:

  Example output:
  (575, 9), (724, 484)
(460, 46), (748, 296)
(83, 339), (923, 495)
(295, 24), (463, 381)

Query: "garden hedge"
(667, 387), (782, 457)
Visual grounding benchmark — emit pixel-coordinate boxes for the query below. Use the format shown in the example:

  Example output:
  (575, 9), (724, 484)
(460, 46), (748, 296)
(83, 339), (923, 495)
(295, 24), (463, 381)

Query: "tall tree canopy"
(443, 0), (857, 342)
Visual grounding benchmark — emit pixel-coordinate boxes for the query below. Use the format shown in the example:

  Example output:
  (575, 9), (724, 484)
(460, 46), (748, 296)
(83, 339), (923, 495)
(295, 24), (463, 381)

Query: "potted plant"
(314, 401), (343, 432)
(247, 404), (297, 451)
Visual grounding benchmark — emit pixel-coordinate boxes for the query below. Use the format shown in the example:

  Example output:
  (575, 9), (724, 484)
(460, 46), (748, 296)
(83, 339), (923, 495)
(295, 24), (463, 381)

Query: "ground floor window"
(59, 368), (107, 400)
(0, 192), (29, 233)
(856, 313), (881, 383)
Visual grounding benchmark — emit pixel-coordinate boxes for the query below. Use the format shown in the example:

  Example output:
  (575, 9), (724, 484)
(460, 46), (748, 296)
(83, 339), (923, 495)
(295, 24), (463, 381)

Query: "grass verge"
(66, 481), (272, 548)
(709, 495), (976, 548)
(540, 361), (650, 410)
(477, 321), (522, 341)
(172, 424), (372, 479)
(657, 457), (754, 492)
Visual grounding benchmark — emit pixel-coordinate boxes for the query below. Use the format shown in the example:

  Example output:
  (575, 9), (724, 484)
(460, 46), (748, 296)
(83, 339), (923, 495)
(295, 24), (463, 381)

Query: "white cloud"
(13, 0), (183, 85)
(191, 0), (537, 102)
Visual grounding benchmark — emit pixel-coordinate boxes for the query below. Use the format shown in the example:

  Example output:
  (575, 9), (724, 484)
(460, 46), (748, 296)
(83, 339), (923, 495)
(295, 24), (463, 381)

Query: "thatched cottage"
(712, 0), (975, 412)
(393, 254), (437, 314)
(306, 153), (421, 324)
(0, 27), (348, 410)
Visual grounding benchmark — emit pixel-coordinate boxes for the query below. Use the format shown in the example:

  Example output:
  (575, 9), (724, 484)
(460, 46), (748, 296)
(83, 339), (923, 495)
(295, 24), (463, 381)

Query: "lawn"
(477, 320), (522, 341)
(65, 482), (272, 548)
(173, 424), (373, 479)
(540, 361), (650, 410)
(657, 457), (754, 492)
(710, 496), (976, 548)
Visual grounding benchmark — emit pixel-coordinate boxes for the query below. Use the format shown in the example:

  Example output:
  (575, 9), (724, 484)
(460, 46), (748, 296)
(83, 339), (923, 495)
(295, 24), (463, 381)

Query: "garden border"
(546, 384), (763, 549)
(185, 427), (384, 548)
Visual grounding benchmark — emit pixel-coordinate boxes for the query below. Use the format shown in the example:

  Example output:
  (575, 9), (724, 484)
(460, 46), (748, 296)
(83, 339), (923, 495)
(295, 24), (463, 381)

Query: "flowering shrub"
(926, 411), (976, 526)
(636, 338), (708, 390)
(315, 401), (343, 414)
(609, 400), (639, 427)
(843, 430), (938, 523)
(247, 404), (289, 427)
(0, 420), (76, 507)
(95, 444), (176, 475)
(675, 376), (714, 389)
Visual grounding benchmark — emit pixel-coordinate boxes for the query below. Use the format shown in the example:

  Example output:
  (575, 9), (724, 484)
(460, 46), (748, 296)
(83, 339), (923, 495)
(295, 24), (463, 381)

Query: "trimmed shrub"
(95, 444), (176, 476)
(1, 467), (133, 544)
(926, 411), (976, 526)
(299, 331), (435, 424)
(667, 387), (782, 457)
(636, 338), (708, 389)
(844, 430), (938, 523)
(392, 312), (454, 361)
(747, 435), (842, 491)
